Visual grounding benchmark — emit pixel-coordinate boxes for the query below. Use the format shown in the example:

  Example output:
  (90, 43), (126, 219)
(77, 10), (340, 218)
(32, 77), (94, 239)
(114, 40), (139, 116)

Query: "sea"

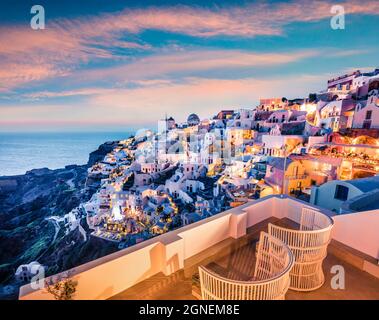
(0, 132), (133, 177)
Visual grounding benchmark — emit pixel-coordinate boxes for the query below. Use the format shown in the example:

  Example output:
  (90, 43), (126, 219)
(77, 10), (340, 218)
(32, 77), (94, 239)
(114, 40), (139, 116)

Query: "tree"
(45, 272), (78, 300)
(155, 205), (163, 216)
(308, 93), (317, 102)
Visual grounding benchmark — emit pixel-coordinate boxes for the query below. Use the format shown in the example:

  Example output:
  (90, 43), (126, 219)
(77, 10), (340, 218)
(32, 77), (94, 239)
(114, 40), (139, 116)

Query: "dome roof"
(187, 113), (200, 125)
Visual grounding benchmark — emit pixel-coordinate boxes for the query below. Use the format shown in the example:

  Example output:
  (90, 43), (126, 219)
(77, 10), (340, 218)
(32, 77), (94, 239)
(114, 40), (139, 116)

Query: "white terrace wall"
(20, 241), (166, 300)
(332, 209), (379, 260)
(178, 214), (231, 259)
(19, 197), (273, 300)
(18, 196), (334, 300)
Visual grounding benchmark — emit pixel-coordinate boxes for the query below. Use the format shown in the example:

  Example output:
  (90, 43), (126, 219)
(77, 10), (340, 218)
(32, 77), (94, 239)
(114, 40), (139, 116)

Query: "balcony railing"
(268, 208), (334, 291)
(198, 231), (294, 300)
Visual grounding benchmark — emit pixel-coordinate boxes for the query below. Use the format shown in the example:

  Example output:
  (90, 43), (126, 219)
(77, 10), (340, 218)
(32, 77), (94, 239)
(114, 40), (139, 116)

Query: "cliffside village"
(55, 68), (379, 249)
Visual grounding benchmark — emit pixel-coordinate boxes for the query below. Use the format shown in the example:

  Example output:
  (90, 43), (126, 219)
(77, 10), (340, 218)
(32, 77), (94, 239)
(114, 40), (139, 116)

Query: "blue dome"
(187, 113), (200, 126)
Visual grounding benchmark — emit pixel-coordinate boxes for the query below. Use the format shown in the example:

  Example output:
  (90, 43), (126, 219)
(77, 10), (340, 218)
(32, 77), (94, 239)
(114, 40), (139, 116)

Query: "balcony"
(109, 217), (379, 300)
(19, 195), (379, 300)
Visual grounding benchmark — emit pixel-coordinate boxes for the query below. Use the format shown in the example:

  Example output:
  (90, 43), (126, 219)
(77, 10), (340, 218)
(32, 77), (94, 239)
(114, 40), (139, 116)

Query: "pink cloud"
(0, 73), (327, 129)
(21, 45), (367, 102)
(24, 88), (115, 100)
(60, 0), (379, 38)
(87, 75), (327, 121)
(0, 63), (69, 92)
(0, 22), (148, 90)
(1, 0), (378, 91)
(70, 49), (321, 85)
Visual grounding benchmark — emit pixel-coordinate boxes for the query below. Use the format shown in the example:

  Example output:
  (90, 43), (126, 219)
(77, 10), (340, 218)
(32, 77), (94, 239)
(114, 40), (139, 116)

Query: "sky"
(0, 0), (378, 132)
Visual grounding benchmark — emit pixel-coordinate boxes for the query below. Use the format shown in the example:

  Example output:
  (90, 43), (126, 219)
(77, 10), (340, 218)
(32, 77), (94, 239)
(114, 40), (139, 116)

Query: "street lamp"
(280, 143), (298, 196)
(281, 144), (288, 196)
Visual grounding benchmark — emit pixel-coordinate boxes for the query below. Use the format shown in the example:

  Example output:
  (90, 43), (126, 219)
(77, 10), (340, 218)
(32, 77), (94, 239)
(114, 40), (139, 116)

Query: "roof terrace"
(110, 217), (379, 300)
(19, 195), (379, 300)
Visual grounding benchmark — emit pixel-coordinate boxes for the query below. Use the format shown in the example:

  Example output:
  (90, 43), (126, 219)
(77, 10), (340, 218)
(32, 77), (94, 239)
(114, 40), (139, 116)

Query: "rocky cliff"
(0, 141), (120, 299)
(88, 141), (119, 167)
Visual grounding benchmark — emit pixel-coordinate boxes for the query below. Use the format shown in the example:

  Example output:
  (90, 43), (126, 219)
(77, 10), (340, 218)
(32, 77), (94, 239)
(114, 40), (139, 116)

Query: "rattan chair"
(198, 231), (294, 300)
(268, 207), (334, 291)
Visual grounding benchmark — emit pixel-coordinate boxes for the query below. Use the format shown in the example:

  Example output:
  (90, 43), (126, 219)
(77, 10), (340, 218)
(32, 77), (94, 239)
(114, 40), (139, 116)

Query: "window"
(334, 185), (349, 201)
(363, 121), (371, 129)
(366, 110), (372, 120)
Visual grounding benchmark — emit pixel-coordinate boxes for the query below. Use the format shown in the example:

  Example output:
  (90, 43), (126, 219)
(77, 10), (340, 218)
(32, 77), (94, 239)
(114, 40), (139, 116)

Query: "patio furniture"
(268, 207), (334, 291)
(198, 231), (294, 300)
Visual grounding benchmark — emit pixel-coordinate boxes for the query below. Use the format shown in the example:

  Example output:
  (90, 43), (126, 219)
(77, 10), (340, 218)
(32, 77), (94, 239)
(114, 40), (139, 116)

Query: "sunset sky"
(0, 0), (378, 132)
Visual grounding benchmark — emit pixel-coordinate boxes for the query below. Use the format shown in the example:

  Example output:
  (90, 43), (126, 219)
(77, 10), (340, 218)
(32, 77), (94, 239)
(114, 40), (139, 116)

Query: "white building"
(184, 179), (205, 194)
(352, 90), (379, 129)
(261, 134), (304, 157)
(133, 173), (152, 187)
(140, 162), (168, 174)
(315, 99), (355, 131)
(310, 176), (379, 213)
(15, 262), (43, 283)
(226, 108), (255, 129)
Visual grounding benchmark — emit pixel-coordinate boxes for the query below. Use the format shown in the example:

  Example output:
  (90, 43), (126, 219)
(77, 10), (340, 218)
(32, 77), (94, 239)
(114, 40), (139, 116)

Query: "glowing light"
(112, 204), (123, 221)
(301, 103), (317, 113)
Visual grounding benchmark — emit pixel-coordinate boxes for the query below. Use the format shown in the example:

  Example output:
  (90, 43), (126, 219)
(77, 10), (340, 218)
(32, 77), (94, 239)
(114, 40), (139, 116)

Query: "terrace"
(110, 217), (379, 300)
(19, 195), (379, 300)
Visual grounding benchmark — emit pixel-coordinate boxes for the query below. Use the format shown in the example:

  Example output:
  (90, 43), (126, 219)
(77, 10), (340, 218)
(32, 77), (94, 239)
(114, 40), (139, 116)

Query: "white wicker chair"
(198, 232), (294, 300)
(268, 207), (334, 292)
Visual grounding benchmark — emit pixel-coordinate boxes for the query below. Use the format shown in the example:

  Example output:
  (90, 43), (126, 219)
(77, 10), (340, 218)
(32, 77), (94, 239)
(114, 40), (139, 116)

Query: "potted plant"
(45, 272), (78, 300)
